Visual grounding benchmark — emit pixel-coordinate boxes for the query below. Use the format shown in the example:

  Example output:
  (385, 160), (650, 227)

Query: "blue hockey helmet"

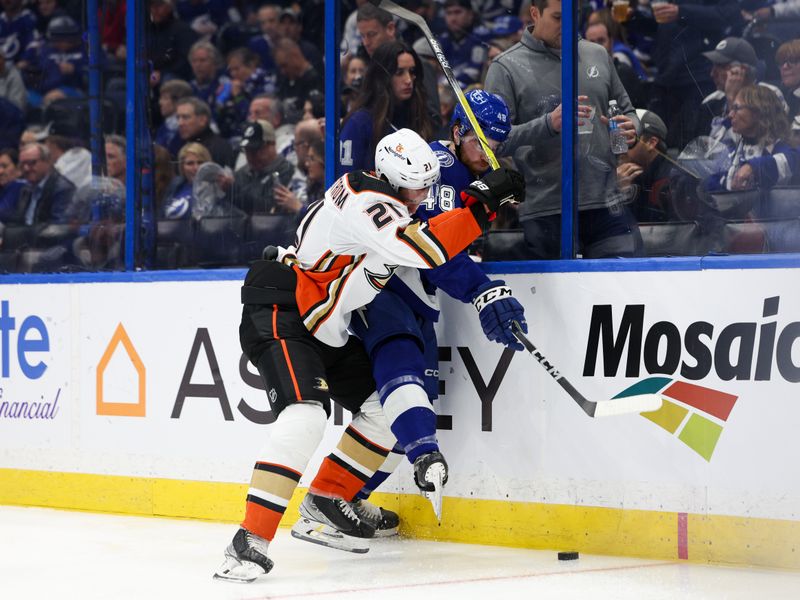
(450, 89), (511, 143)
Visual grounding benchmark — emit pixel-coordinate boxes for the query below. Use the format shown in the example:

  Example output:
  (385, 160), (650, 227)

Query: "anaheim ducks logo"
(365, 264), (399, 291)
(313, 377), (329, 392)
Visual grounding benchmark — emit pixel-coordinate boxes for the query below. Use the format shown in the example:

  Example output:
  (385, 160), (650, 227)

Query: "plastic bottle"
(608, 100), (628, 155)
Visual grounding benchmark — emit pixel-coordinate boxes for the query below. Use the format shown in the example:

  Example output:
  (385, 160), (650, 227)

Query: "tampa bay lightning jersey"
(387, 140), (490, 309)
(0, 8), (38, 63)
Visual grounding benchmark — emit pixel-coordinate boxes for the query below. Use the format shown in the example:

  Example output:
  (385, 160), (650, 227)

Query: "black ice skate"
(352, 498), (400, 537)
(213, 527), (273, 583)
(290, 492), (375, 553)
(413, 451), (449, 522)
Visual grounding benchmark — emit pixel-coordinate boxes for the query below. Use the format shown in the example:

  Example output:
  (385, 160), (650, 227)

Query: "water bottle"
(608, 100), (628, 155)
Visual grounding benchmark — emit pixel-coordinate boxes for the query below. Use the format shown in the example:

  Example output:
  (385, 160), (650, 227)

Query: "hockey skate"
(290, 492), (375, 553)
(213, 527), (273, 583)
(413, 451), (448, 522)
(352, 498), (400, 537)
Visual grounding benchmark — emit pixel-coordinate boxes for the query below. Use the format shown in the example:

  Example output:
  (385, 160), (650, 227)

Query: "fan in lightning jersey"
(217, 128), (524, 582)
(328, 89), (529, 530)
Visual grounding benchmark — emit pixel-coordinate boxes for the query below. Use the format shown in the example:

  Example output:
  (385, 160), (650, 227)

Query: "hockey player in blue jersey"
(292, 89), (528, 547)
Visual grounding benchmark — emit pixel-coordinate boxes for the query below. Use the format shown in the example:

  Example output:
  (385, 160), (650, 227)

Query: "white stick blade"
(592, 394), (663, 418)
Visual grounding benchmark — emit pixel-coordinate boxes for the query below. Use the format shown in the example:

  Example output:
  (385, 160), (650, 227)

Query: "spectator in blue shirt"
(188, 40), (225, 108)
(28, 15), (87, 107)
(162, 142), (211, 219)
(0, 0), (39, 64)
(439, 0), (491, 87)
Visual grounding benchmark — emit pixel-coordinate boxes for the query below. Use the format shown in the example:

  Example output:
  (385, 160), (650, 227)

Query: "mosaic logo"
(614, 377), (738, 461)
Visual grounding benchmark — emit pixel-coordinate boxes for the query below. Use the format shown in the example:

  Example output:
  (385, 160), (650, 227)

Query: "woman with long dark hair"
(337, 40), (433, 176)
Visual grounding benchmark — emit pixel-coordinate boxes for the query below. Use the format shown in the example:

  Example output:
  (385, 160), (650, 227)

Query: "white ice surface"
(1, 506), (799, 600)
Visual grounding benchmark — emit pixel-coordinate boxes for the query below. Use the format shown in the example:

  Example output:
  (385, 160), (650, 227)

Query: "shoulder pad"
(346, 170), (403, 201)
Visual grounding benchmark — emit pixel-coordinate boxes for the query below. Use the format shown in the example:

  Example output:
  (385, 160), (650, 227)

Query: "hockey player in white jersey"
(214, 128), (524, 582)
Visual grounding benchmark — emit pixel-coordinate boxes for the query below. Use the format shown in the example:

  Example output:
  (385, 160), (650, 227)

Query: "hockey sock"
(355, 444), (405, 500)
(242, 402), (327, 541)
(370, 336), (439, 462)
(309, 392), (394, 501)
(381, 383), (438, 462)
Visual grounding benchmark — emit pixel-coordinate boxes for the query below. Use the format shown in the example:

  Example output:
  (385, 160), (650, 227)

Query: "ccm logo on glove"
(472, 285), (513, 312)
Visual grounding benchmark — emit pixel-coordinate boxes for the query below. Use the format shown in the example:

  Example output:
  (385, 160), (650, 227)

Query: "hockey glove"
(471, 280), (527, 352)
(461, 167), (526, 220)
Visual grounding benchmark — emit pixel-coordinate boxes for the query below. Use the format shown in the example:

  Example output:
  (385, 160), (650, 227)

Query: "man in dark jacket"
(148, 0), (198, 84)
(172, 97), (235, 167)
(16, 142), (74, 225)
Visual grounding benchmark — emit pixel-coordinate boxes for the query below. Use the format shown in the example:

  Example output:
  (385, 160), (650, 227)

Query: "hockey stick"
(370, 0), (501, 172)
(510, 321), (663, 418)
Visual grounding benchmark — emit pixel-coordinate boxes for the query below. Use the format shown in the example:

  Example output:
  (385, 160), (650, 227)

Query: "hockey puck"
(558, 551), (579, 561)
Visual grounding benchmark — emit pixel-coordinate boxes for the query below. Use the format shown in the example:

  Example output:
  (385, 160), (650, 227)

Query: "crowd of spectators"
(0, 0), (799, 272)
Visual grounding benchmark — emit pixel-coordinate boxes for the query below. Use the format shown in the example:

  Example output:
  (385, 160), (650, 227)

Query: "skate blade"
(372, 526), (399, 538)
(290, 518), (370, 554)
(422, 463), (446, 523)
(213, 556), (266, 583)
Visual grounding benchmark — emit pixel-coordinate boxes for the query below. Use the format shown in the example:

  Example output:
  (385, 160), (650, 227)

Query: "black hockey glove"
(461, 167), (526, 220)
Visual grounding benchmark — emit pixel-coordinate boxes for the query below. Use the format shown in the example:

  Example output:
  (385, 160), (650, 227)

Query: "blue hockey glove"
(471, 280), (527, 351)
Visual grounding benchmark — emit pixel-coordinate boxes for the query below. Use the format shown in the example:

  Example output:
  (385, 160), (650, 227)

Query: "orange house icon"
(96, 323), (146, 417)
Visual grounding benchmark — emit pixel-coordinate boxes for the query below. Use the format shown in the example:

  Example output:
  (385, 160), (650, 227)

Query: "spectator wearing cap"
(701, 37), (787, 145)
(626, 0), (741, 149)
(0, 0), (40, 64)
(173, 97), (234, 167)
(15, 141), (74, 225)
(148, 0), (198, 85)
(617, 110), (674, 222)
(439, 0), (491, 87)
(0, 147), (30, 223)
(231, 120), (298, 216)
(272, 37), (323, 122)
(278, 7), (323, 74)
(247, 4), (280, 76)
(188, 41), (225, 109)
(26, 15), (87, 107)
(355, 4), (441, 129)
(236, 93), (295, 169)
(776, 39), (800, 142)
(156, 78), (193, 150)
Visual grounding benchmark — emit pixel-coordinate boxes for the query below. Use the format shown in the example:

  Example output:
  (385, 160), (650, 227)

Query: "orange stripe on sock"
(309, 457), (367, 501)
(242, 500), (284, 541)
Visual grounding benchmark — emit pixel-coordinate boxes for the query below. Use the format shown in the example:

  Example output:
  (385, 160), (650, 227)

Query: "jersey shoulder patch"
(346, 170), (403, 200)
(434, 148), (455, 169)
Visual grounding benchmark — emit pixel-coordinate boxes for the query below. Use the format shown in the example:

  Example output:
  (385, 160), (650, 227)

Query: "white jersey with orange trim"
(278, 170), (484, 347)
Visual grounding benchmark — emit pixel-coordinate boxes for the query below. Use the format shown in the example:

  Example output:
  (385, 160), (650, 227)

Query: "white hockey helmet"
(374, 128), (440, 191)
